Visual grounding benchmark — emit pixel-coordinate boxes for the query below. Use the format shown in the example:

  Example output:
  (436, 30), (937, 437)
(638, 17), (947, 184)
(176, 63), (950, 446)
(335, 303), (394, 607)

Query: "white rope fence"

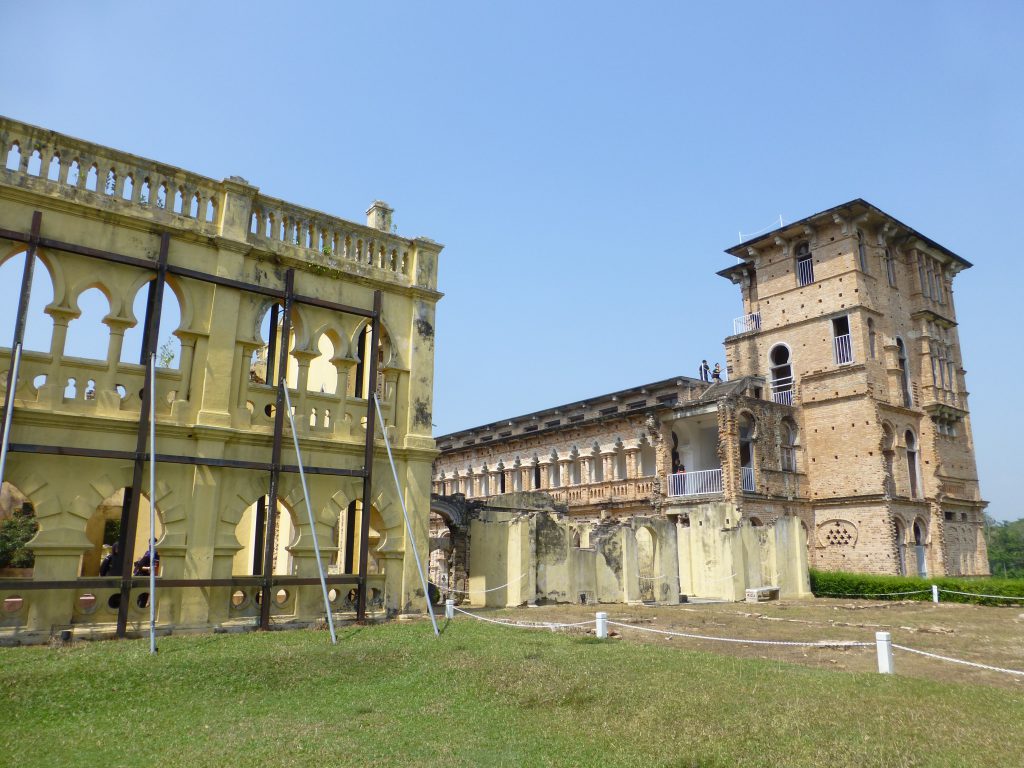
(815, 585), (1024, 603)
(429, 572), (527, 595)
(451, 605), (595, 630)
(444, 601), (1024, 678)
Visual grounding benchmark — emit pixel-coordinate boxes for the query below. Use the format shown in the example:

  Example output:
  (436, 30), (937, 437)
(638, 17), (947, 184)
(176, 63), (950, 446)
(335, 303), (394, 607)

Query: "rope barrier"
(429, 572), (527, 594)
(815, 590), (932, 598)
(452, 606), (595, 630)
(892, 644), (1024, 677)
(446, 609), (1024, 678)
(607, 620), (873, 648)
(938, 589), (1024, 601)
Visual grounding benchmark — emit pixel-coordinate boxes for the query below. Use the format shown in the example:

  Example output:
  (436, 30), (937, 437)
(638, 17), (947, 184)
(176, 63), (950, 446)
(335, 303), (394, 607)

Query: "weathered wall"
(0, 116), (443, 638)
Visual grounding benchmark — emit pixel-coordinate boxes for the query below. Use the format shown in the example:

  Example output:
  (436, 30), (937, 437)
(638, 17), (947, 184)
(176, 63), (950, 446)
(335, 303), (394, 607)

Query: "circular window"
(274, 588), (289, 606)
(3, 596), (23, 613)
(230, 590), (247, 608)
(107, 593), (121, 610)
(327, 588), (339, 603)
(136, 592), (150, 609)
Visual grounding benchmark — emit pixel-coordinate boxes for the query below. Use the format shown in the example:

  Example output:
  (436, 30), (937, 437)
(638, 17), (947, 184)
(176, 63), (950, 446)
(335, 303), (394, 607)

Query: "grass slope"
(2, 621), (1022, 768)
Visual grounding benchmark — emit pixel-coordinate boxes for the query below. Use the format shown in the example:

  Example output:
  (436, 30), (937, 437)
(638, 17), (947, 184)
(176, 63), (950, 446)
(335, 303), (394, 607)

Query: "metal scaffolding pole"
(282, 385), (336, 644)
(148, 353), (157, 654)
(373, 394), (438, 637)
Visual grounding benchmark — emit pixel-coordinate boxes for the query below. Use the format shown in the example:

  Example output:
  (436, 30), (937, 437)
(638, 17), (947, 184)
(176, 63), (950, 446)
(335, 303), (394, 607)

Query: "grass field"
(2, 609), (1023, 768)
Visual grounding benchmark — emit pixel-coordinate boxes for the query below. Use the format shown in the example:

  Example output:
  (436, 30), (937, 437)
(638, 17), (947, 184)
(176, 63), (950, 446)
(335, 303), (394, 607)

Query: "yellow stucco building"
(0, 115), (443, 641)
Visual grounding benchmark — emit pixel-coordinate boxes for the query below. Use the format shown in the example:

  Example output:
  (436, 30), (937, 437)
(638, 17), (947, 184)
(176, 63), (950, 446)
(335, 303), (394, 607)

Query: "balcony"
(833, 333), (853, 365)
(668, 468), (721, 496)
(667, 467), (756, 497)
(797, 257), (814, 286)
(732, 312), (761, 335)
(741, 466), (755, 492)
(770, 375), (794, 406)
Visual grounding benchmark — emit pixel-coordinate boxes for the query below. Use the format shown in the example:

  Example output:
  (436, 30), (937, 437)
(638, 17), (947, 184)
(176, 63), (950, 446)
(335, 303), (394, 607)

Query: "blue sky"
(1, 1), (1021, 520)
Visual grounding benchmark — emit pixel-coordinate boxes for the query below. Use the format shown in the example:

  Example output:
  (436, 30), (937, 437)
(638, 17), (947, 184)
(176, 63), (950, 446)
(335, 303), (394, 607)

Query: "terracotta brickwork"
(721, 199), (988, 576)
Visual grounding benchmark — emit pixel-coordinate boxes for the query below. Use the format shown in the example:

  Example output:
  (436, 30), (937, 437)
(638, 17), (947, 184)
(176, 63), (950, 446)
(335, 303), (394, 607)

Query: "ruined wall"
(0, 116), (443, 638)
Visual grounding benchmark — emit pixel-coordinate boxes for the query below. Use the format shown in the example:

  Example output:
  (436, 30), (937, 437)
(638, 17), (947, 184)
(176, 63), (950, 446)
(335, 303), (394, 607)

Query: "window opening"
(795, 241), (814, 286)
(769, 345), (793, 405)
(896, 337), (912, 407)
(906, 430), (920, 498)
(832, 316), (853, 365)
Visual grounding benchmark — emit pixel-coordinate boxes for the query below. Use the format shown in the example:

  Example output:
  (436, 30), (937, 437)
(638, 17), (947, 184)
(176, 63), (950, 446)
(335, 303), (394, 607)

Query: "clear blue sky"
(1, 1), (1021, 520)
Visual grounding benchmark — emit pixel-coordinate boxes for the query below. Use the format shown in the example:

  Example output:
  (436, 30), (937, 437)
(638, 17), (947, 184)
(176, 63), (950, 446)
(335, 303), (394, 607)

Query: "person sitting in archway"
(99, 541), (122, 577)
(133, 548), (160, 576)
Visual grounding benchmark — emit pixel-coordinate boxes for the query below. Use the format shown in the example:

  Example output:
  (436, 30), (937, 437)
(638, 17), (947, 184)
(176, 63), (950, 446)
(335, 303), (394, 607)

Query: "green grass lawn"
(2, 620), (1022, 768)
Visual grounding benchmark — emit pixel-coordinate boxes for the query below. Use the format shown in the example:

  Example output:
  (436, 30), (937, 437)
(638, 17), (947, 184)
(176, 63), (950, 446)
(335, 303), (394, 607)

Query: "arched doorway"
(81, 488), (165, 577)
(636, 526), (658, 602)
(894, 518), (907, 576)
(427, 511), (451, 605)
(913, 518), (928, 578)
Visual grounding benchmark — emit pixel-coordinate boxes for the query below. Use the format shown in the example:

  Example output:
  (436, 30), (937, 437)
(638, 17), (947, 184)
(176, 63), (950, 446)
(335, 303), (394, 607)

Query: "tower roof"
(723, 199), (971, 269)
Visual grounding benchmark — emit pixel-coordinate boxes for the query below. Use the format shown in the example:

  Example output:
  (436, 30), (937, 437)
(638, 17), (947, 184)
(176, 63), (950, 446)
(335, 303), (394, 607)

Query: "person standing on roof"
(712, 363), (722, 382)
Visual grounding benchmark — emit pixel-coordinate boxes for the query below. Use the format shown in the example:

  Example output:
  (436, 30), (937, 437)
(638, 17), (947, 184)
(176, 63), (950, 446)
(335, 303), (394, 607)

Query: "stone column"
(558, 459), (572, 487)
(538, 461), (551, 490)
(601, 452), (615, 481)
(625, 448), (640, 479)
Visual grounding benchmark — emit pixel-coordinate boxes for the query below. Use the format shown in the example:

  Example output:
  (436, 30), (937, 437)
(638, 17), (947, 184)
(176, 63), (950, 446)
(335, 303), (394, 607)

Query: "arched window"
(590, 446), (604, 482)
(352, 323), (392, 399)
(896, 337), (912, 407)
(64, 288), (111, 362)
(497, 463), (507, 494)
(884, 247), (897, 286)
(119, 279), (183, 368)
(795, 241), (814, 286)
(905, 430), (920, 498)
(533, 461), (542, 490)
(738, 413), (755, 491)
(913, 518), (928, 577)
(881, 424), (896, 497)
(769, 344), (793, 405)
(780, 420), (797, 472)
(894, 518), (907, 576)
(867, 318), (876, 359)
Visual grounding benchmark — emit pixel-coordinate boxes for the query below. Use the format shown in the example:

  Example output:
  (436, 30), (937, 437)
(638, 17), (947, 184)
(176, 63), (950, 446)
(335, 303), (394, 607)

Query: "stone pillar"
(558, 459), (572, 486)
(625, 448), (640, 479)
(538, 461), (551, 490)
(601, 452), (615, 481)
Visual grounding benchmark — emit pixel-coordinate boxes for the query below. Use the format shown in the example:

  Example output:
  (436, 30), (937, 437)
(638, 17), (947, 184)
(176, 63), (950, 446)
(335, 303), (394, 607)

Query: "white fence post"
(445, 598), (455, 620)
(596, 611), (608, 639)
(932, 585), (939, 604)
(876, 631), (894, 674)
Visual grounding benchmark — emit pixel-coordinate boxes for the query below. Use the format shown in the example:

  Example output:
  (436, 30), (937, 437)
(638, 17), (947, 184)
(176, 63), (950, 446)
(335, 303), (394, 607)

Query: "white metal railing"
(770, 375), (793, 405)
(667, 468), (722, 497)
(834, 333), (853, 365)
(797, 258), (814, 286)
(741, 466), (755, 492)
(732, 312), (761, 335)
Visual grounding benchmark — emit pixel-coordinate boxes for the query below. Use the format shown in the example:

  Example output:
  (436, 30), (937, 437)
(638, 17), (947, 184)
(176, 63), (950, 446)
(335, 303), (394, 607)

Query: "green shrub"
(0, 505), (37, 568)
(809, 569), (1024, 606)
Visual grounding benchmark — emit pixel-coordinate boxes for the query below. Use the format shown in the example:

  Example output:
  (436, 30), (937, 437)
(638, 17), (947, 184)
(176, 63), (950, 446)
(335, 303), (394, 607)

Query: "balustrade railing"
(797, 257), (814, 286)
(667, 468), (722, 497)
(741, 466), (755, 492)
(0, 116), (432, 289)
(834, 333), (854, 365)
(732, 312), (761, 335)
